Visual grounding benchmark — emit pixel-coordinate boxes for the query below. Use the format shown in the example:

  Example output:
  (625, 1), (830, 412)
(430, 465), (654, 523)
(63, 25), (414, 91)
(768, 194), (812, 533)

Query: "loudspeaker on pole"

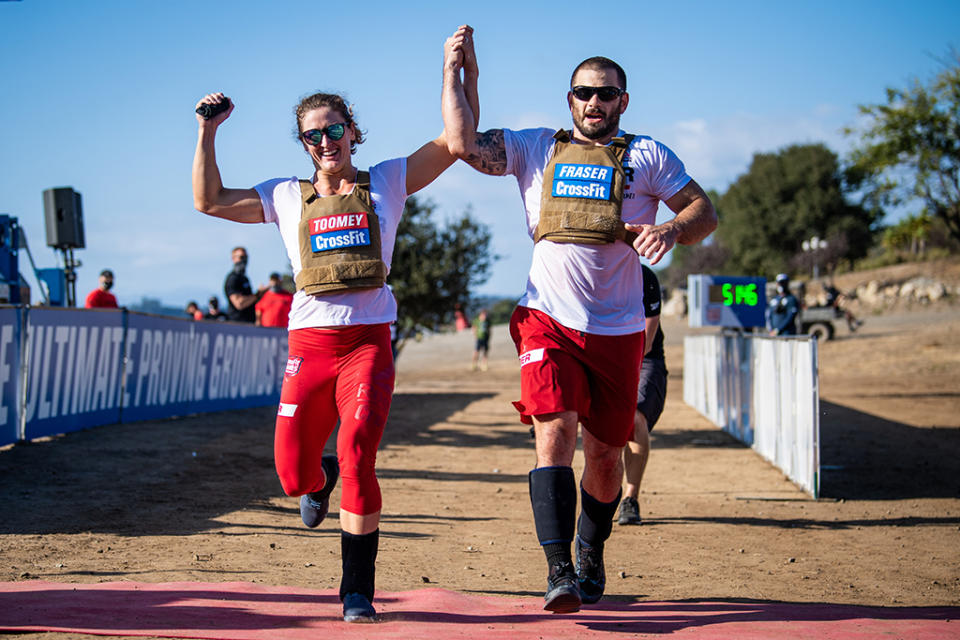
(43, 187), (85, 249)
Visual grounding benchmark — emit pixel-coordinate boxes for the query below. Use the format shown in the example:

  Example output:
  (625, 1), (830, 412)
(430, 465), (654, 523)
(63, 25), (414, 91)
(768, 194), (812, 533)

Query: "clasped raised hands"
(444, 25), (476, 75)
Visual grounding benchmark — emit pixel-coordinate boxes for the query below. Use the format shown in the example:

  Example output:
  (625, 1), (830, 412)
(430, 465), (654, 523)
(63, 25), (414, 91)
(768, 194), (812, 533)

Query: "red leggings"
(274, 324), (394, 515)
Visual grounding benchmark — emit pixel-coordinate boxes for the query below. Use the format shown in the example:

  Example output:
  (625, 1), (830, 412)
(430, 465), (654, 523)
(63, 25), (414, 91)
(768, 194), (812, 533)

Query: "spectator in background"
(824, 281), (863, 332)
(256, 272), (294, 328)
(767, 273), (799, 336)
(224, 246), (267, 323)
(85, 269), (118, 309)
(205, 296), (226, 321)
(185, 301), (204, 320)
(454, 302), (471, 332)
(471, 308), (491, 371)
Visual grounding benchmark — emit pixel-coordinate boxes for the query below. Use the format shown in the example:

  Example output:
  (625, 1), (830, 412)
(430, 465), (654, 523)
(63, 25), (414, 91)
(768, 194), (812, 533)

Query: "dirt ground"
(1, 297), (959, 639)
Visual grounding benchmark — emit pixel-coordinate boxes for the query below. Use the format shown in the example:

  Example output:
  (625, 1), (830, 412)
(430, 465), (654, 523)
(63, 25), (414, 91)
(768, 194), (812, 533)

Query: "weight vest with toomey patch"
(535, 129), (635, 245)
(294, 171), (387, 296)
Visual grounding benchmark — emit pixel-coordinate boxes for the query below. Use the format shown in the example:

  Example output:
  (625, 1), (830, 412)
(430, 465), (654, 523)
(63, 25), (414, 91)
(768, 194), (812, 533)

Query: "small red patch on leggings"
(285, 356), (303, 376)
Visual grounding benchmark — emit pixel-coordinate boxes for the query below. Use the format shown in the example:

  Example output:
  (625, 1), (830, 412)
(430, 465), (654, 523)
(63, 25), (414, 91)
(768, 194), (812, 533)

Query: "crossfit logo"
(518, 348), (545, 367)
(285, 356), (303, 376)
(551, 163), (613, 200)
(309, 212), (371, 252)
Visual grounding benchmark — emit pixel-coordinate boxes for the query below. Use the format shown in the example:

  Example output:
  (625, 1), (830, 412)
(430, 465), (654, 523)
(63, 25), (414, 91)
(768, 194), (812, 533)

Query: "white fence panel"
(684, 332), (820, 497)
(683, 335), (721, 425)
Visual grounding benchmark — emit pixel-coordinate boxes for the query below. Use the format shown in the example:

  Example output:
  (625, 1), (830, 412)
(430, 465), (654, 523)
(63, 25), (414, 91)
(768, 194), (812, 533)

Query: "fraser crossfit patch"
(309, 212), (371, 252)
(519, 348), (545, 367)
(551, 163), (613, 200)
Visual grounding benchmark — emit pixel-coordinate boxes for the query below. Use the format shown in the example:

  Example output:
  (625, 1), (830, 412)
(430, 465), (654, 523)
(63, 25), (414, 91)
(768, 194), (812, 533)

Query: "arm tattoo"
(465, 129), (507, 176)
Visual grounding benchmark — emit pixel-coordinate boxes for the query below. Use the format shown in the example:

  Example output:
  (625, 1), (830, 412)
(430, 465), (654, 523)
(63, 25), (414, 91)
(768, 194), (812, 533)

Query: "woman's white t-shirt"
(254, 158), (407, 331)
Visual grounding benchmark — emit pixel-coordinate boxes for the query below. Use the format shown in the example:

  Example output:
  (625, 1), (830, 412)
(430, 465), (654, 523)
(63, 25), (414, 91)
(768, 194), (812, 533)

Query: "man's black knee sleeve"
(578, 485), (621, 547)
(528, 466), (577, 545)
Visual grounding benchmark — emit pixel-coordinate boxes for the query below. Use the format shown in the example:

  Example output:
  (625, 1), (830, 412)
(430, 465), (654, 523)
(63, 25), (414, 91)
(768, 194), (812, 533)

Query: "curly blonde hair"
(293, 92), (365, 154)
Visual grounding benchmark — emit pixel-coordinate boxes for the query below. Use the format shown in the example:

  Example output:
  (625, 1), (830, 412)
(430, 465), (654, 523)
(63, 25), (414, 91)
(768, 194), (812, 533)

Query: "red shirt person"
(84, 269), (118, 308)
(255, 272), (293, 328)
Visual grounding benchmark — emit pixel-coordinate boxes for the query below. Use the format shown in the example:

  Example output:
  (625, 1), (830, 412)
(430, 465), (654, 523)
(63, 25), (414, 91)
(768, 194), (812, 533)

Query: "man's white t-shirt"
(254, 158), (407, 331)
(504, 128), (690, 335)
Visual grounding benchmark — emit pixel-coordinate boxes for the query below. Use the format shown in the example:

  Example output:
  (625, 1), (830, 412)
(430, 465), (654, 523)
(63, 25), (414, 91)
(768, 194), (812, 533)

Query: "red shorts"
(275, 324), (394, 516)
(509, 306), (645, 447)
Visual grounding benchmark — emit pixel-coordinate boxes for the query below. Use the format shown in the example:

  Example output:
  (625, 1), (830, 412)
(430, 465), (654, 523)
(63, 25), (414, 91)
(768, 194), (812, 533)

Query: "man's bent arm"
(627, 180), (717, 265)
(442, 29), (507, 176)
(661, 180), (718, 245)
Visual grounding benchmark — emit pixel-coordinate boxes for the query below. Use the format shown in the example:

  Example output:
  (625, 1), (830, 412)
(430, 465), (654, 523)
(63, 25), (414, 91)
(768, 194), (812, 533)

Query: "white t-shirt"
(254, 158), (407, 330)
(504, 128), (690, 335)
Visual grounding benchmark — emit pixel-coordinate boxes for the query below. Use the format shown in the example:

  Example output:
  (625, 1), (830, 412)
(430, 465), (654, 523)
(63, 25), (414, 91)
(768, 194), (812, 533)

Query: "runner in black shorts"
(618, 265), (667, 525)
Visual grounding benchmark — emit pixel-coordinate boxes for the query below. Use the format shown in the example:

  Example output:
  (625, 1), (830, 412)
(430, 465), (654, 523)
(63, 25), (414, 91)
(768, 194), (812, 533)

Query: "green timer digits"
(708, 283), (759, 307)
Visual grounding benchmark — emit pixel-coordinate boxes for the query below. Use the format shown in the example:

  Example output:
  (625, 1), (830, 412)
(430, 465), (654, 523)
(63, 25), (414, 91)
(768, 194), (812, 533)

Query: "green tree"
(845, 53), (960, 244)
(882, 213), (932, 255)
(388, 196), (496, 350)
(716, 143), (879, 277)
(485, 296), (519, 325)
(663, 241), (731, 290)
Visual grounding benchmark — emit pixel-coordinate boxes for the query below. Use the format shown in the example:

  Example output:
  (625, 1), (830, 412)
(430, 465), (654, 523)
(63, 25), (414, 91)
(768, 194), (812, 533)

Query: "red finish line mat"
(0, 581), (957, 639)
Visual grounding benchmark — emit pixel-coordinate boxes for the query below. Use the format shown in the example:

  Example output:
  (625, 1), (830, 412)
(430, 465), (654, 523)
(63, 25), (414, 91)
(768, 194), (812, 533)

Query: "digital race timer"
(708, 282), (760, 307)
(688, 275), (767, 328)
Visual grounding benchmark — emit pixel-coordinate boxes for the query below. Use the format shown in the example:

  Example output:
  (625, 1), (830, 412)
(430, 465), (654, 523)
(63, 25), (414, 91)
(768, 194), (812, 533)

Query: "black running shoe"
(299, 455), (339, 528)
(342, 592), (376, 623)
(617, 496), (641, 525)
(543, 561), (581, 613)
(575, 536), (606, 605)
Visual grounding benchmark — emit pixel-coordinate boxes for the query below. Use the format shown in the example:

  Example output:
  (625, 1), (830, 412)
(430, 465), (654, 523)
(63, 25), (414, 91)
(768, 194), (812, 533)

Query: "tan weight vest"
(535, 129), (635, 244)
(294, 171), (387, 296)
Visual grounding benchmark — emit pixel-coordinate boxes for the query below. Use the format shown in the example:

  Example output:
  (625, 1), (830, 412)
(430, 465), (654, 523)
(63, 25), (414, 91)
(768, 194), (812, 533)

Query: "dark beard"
(576, 110), (620, 140)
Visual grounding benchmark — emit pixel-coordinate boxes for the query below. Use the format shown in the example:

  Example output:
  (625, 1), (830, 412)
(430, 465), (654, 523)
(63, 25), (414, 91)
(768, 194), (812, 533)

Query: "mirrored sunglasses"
(301, 123), (346, 145)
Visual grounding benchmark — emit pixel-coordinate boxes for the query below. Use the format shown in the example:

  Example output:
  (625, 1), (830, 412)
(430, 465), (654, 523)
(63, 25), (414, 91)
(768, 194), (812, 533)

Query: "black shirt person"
(224, 246), (266, 323)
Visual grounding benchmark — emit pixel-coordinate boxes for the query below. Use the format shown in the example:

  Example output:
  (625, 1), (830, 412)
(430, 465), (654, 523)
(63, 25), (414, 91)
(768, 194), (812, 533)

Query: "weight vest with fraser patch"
(294, 171), (387, 296)
(535, 129), (635, 244)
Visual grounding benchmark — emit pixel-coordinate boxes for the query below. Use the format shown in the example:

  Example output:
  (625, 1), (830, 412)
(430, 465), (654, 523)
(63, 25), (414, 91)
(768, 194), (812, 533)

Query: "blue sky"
(1, 0), (957, 307)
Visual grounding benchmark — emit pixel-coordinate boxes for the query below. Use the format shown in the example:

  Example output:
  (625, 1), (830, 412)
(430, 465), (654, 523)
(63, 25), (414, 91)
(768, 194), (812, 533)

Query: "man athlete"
(443, 29), (717, 612)
(618, 264), (668, 526)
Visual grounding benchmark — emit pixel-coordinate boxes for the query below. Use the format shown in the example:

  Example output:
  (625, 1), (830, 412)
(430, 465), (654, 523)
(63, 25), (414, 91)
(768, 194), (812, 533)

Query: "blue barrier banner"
(23, 308), (126, 440)
(0, 307), (22, 446)
(120, 313), (287, 423)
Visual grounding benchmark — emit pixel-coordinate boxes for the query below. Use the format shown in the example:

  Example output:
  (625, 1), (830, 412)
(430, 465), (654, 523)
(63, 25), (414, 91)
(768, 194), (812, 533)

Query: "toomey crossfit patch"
(309, 212), (371, 252)
(551, 163), (613, 200)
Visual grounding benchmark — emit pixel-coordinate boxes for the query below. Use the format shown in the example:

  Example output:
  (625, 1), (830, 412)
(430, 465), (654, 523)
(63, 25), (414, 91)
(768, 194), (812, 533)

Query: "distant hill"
(126, 297), (191, 319)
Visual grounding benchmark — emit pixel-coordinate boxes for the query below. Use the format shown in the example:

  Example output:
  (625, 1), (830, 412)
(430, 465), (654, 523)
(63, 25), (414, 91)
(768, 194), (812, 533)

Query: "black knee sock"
(543, 543), (571, 568)
(578, 485), (621, 549)
(340, 529), (378, 601)
(529, 466), (577, 566)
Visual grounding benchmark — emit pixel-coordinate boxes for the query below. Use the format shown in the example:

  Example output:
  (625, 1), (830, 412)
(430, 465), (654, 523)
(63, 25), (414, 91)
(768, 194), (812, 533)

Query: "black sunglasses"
(301, 123), (347, 145)
(571, 85), (624, 102)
